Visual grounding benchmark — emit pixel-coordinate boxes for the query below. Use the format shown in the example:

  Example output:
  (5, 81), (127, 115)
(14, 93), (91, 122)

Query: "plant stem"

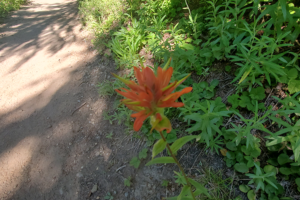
(159, 131), (196, 200)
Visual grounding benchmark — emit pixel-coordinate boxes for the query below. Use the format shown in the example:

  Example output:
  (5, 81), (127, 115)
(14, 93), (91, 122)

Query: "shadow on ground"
(0, 1), (81, 74)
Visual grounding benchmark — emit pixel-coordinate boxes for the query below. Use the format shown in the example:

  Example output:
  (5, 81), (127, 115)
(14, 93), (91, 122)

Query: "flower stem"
(159, 132), (196, 200)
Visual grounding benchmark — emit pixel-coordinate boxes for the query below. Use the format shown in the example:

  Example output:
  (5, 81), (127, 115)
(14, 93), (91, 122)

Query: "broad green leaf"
(288, 80), (300, 94)
(247, 190), (256, 200)
(249, 87), (266, 100)
(267, 158), (278, 166)
(226, 142), (237, 151)
(234, 163), (249, 173)
(130, 157), (140, 168)
(236, 152), (244, 163)
(210, 79), (219, 88)
(226, 151), (236, 160)
(170, 135), (199, 154)
(199, 81), (208, 89)
(287, 68), (298, 80)
(152, 139), (167, 158)
(279, 167), (292, 175)
(278, 154), (292, 165)
(264, 165), (276, 175)
(228, 94), (240, 109)
(139, 148), (148, 159)
(145, 157), (175, 166)
(239, 184), (250, 193)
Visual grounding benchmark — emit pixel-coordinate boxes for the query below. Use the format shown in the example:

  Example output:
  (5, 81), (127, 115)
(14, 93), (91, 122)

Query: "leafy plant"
(124, 176), (131, 187)
(104, 192), (114, 200)
(185, 97), (230, 152)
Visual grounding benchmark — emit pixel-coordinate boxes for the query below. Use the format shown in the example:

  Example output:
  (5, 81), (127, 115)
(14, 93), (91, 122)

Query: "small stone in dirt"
(125, 192), (129, 197)
(91, 184), (97, 193)
(147, 183), (151, 189)
(76, 172), (83, 178)
(114, 191), (116, 194)
(69, 143), (72, 146)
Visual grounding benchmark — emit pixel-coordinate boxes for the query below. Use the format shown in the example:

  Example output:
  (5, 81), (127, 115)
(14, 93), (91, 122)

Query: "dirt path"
(0, 1), (232, 200)
(0, 1), (176, 199)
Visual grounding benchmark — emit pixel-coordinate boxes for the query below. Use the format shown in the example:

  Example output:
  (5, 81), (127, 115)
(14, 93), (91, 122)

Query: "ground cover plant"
(0, 0), (27, 17)
(79, 0), (300, 199)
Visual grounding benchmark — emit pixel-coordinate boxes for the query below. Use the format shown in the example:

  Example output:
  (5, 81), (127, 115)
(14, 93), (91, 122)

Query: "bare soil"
(0, 1), (243, 200)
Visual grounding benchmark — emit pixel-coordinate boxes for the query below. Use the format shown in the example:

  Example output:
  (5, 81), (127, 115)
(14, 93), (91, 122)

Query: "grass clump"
(0, 0), (27, 17)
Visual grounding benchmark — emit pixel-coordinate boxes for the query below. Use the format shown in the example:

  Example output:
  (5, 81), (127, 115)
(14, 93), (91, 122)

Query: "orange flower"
(113, 59), (192, 133)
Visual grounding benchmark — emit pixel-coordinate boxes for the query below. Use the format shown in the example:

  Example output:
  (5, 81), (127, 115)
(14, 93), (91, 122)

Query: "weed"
(0, 0), (27, 17)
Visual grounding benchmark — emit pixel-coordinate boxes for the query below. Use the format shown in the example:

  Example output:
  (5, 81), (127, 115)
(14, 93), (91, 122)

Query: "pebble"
(113, 191), (116, 195)
(125, 192), (129, 197)
(91, 184), (97, 193)
(76, 172), (83, 178)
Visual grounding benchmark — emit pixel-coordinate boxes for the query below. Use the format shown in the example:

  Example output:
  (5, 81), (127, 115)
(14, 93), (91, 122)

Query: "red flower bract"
(113, 59), (192, 133)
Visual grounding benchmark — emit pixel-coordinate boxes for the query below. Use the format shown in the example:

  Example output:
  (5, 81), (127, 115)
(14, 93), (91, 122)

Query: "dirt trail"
(0, 1), (230, 200)
(0, 1), (176, 199)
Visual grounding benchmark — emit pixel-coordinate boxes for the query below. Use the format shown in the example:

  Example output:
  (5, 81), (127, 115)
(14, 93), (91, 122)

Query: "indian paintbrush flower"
(113, 58), (192, 133)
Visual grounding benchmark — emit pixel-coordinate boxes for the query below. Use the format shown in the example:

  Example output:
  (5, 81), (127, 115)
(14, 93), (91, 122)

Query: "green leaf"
(296, 178), (300, 187)
(249, 87), (266, 100)
(210, 79), (219, 88)
(247, 190), (256, 200)
(239, 184), (250, 193)
(228, 94), (240, 109)
(226, 158), (236, 167)
(226, 151), (236, 160)
(170, 135), (199, 154)
(288, 80), (300, 94)
(287, 68), (298, 80)
(226, 142), (237, 151)
(234, 163), (249, 173)
(188, 178), (212, 198)
(236, 152), (244, 163)
(278, 154), (292, 165)
(264, 165), (276, 175)
(130, 157), (141, 168)
(124, 177), (131, 187)
(199, 81), (208, 89)
(225, 65), (231, 72)
(239, 96), (253, 110)
(161, 180), (169, 187)
(267, 158), (279, 166)
(152, 139), (167, 158)
(279, 167), (293, 175)
(145, 157), (175, 166)
(139, 148), (148, 159)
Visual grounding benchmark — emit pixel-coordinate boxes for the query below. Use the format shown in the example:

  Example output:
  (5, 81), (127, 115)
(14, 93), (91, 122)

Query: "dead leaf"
(220, 148), (228, 156)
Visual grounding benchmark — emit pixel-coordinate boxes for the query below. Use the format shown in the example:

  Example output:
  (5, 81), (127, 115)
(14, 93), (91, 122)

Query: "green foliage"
(129, 156), (141, 168)
(0, 0), (27, 17)
(104, 192), (114, 200)
(78, 0), (124, 35)
(139, 148), (148, 159)
(124, 176), (131, 187)
(185, 97), (230, 152)
(228, 90), (266, 111)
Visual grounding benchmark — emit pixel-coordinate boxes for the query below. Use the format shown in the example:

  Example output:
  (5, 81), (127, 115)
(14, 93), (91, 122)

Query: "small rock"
(69, 143), (72, 146)
(147, 183), (151, 189)
(91, 184), (97, 193)
(76, 172), (83, 178)
(125, 192), (129, 197)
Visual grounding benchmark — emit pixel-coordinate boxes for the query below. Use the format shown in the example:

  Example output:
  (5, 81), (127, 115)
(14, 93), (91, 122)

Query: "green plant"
(246, 163), (283, 199)
(194, 168), (233, 200)
(104, 192), (114, 200)
(0, 0), (27, 17)
(227, 88), (266, 111)
(106, 132), (113, 139)
(124, 176), (131, 187)
(184, 97), (231, 153)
